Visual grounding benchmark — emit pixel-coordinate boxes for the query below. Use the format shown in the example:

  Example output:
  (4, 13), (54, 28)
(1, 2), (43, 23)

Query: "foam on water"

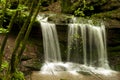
(37, 15), (61, 62)
(40, 62), (115, 76)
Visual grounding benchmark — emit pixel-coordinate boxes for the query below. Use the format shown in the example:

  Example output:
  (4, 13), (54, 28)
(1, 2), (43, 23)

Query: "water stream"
(67, 22), (110, 69)
(37, 15), (61, 62)
(37, 16), (115, 76)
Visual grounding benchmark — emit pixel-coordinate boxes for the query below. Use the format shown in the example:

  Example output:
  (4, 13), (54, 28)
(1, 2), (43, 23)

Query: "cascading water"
(37, 16), (115, 76)
(67, 19), (110, 69)
(40, 21), (62, 62)
(37, 15), (63, 74)
(37, 15), (61, 62)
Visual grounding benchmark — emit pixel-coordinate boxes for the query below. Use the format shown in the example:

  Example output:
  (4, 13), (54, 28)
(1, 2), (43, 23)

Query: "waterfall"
(37, 15), (113, 75)
(67, 20), (110, 69)
(37, 15), (61, 62)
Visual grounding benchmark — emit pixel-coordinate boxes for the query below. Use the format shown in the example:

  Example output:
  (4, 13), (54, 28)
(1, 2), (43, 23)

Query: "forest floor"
(0, 33), (37, 61)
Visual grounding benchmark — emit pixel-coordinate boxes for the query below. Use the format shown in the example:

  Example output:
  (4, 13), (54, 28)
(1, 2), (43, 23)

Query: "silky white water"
(37, 16), (114, 75)
(37, 15), (61, 62)
(67, 22), (110, 69)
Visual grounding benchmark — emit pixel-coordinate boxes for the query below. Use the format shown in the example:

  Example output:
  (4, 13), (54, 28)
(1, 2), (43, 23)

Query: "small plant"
(0, 28), (9, 33)
(74, 0), (94, 17)
(74, 8), (85, 17)
(0, 61), (8, 80)
(0, 0), (6, 4)
(11, 70), (25, 80)
(0, 61), (8, 72)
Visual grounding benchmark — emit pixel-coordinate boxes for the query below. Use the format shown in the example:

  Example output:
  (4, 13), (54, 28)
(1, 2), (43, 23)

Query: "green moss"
(92, 8), (120, 19)
(24, 60), (42, 71)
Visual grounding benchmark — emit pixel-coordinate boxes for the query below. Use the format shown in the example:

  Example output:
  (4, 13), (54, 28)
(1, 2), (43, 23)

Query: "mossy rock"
(21, 55), (32, 61)
(92, 8), (120, 19)
(108, 51), (120, 71)
(24, 59), (42, 71)
(77, 71), (91, 76)
(108, 46), (120, 52)
(91, 8), (120, 28)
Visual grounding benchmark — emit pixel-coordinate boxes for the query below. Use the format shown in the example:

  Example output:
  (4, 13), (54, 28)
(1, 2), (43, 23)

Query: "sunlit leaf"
(0, 28), (9, 33)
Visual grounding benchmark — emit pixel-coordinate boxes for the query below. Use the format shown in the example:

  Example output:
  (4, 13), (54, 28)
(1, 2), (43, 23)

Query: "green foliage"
(69, 33), (82, 52)
(0, 0), (11, 9)
(0, 0), (6, 4)
(74, 8), (85, 17)
(74, 0), (94, 17)
(0, 61), (8, 72)
(0, 28), (9, 33)
(72, 33), (80, 39)
(74, 6), (94, 16)
(11, 71), (25, 80)
(0, 0), (41, 80)
(18, 4), (28, 11)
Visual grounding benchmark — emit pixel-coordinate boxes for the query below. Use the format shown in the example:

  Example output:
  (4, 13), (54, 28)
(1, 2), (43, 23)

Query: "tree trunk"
(0, 11), (18, 69)
(16, 0), (41, 68)
(9, 0), (35, 74)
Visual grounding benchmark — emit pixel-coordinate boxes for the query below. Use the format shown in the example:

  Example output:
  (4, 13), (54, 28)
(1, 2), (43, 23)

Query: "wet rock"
(22, 59), (42, 71)
(92, 8), (120, 28)
(21, 55), (32, 61)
